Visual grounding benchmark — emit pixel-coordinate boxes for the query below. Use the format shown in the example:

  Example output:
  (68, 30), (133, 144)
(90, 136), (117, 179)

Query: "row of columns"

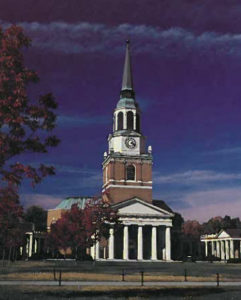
(25, 233), (43, 258)
(204, 239), (239, 260)
(92, 225), (171, 261)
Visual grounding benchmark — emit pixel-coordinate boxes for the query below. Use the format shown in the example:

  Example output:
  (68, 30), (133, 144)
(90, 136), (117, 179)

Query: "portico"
(201, 229), (241, 261)
(91, 198), (174, 261)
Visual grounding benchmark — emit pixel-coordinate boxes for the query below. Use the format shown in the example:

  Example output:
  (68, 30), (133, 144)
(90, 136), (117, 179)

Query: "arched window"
(117, 112), (123, 130)
(127, 111), (134, 130)
(126, 165), (135, 181)
(136, 113), (140, 132)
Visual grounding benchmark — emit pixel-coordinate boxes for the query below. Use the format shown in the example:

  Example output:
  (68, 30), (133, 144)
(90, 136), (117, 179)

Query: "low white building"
(201, 229), (241, 260)
(90, 197), (174, 261)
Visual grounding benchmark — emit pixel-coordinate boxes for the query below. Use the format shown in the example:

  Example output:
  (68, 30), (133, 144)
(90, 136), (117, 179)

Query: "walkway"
(0, 280), (241, 286)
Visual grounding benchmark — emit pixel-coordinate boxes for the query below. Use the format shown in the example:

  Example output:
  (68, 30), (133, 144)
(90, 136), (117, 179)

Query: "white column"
(34, 238), (37, 254)
(133, 113), (136, 130)
(95, 240), (100, 260)
(151, 226), (157, 260)
(137, 225), (143, 260)
(211, 241), (215, 256)
(240, 240), (241, 258)
(216, 241), (220, 258)
(221, 240), (225, 260)
(205, 241), (208, 257)
(230, 240), (234, 259)
(115, 112), (118, 131)
(108, 227), (114, 259)
(123, 225), (129, 260)
(165, 226), (171, 261)
(123, 111), (127, 130)
(225, 240), (229, 260)
(90, 245), (95, 259)
(28, 233), (33, 257)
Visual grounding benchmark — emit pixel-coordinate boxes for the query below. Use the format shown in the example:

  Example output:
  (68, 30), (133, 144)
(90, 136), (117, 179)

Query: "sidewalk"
(0, 280), (241, 286)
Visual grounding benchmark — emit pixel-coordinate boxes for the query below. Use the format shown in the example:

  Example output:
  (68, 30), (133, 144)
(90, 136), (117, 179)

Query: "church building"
(47, 41), (174, 261)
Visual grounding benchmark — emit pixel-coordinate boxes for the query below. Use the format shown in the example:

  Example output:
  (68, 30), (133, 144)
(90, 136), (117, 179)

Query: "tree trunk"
(2, 248), (5, 266)
(8, 246), (12, 265)
(12, 247), (16, 262)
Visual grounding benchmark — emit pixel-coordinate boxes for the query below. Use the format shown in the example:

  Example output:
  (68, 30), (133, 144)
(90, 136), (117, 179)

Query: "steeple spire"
(120, 40), (135, 99)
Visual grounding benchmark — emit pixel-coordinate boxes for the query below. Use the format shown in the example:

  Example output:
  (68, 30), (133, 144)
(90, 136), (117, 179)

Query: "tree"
(0, 188), (25, 262)
(171, 212), (184, 260)
(0, 25), (59, 259)
(46, 199), (118, 259)
(202, 215), (241, 234)
(182, 220), (203, 258)
(182, 220), (202, 239)
(24, 206), (47, 232)
(0, 24), (59, 191)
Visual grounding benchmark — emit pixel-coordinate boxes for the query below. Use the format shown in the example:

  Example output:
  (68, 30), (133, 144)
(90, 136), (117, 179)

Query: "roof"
(223, 228), (241, 238)
(152, 200), (173, 213)
(55, 196), (93, 210)
(116, 97), (137, 109)
(201, 228), (241, 240)
(112, 197), (174, 218)
(121, 40), (133, 91)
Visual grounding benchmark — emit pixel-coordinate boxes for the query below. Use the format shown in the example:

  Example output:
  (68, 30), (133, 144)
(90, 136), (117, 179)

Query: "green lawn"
(1, 260), (241, 299)
(0, 285), (241, 300)
(1, 260), (241, 280)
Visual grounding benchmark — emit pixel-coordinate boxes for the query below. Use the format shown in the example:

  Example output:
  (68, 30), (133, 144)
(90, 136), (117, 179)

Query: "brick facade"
(102, 156), (153, 203)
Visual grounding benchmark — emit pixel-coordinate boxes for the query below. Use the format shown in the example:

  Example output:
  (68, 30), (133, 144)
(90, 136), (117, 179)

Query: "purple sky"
(1, 0), (241, 221)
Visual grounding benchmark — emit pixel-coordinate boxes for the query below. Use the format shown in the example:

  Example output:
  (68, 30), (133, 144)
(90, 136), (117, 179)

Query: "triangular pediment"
(218, 230), (230, 238)
(112, 198), (174, 218)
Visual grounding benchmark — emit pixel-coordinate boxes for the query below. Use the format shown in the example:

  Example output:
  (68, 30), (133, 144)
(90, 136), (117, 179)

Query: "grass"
(0, 271), (240, 282)
(0, 285), (234, 300)
(1, 260), (241, 282)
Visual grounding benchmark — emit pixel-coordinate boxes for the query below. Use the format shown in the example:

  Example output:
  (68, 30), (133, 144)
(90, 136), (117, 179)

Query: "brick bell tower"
(102, 41), (153, 204)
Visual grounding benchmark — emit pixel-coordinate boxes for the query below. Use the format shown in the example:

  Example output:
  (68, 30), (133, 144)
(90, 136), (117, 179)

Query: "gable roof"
(218, 228), (241, 238)
(112, 197), (174, 218)
(152, 200), (173, 213)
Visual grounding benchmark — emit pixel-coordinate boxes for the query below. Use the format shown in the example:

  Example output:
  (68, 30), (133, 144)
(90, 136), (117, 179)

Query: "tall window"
(126, 165), (135, 180)
(127, 111), (133, 130)
(136, 113), (140, 132)
(117, 112), (123, 130)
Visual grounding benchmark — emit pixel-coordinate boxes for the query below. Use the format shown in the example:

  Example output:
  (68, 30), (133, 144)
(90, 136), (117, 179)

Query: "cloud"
(206, 147), (241, 155)
(2, 20), (241, 59)
(155, 170), (241, 185)
(178, 188), (241, 222)
(57, 114), (110, 127)
(21, 193), (62, 209)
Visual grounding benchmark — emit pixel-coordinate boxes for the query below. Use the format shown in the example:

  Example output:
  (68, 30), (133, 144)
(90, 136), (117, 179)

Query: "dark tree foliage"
(24, 206), (47, 232)
(0, 25), (59, 191)
(171, 212), (184, 260)
(0, 25), (59, 259)
(202, 215), (241, 234)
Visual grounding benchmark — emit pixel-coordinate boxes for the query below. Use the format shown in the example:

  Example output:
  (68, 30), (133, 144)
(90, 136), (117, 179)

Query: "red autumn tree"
(0, 187), (25, 261)
(0, 25), (59, 190)
(46, 198), (118, 259)
(0, 25), (59, 259)
(182, 220), (203, 239)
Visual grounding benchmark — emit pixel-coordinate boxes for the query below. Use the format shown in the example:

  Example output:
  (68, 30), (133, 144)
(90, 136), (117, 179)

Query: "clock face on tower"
(125, 137), (137, 149)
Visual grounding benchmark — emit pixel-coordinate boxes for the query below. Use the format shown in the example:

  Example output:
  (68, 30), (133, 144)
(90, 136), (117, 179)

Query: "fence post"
(122, 269), (125, 282)
(184, 269), (187, 282)
(59, 270), (62, 286)
(216, 273), (219, 287)
(53, 268), (56, 281)
(140, 271), (144, 286)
